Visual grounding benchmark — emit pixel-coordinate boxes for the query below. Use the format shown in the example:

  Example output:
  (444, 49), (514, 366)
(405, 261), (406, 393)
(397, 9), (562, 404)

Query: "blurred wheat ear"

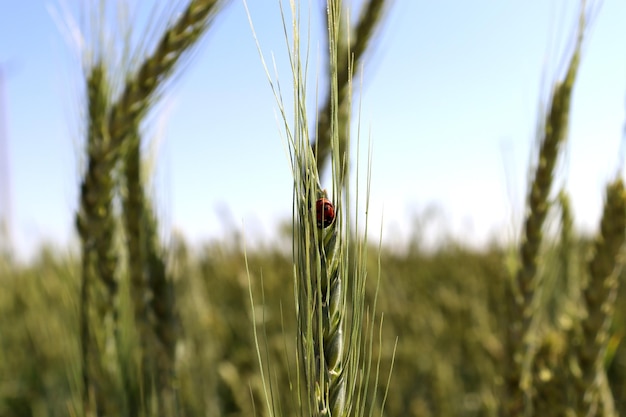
(575, 177), (626, 415)
(77, 62), (120, 417)
(75, 1), (226, 415)
(313, 0), (389, 186)
(108, 0), (222, 145)
(121, 125), (179, 416)
(503, 4), (589, 415)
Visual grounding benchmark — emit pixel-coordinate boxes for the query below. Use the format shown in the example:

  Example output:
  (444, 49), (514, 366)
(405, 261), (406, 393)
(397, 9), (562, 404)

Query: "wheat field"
(2, 1), (626, 416)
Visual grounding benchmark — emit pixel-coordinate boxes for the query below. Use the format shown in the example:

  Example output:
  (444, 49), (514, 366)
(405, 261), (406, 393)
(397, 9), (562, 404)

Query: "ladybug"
(316, 197), (335, 228)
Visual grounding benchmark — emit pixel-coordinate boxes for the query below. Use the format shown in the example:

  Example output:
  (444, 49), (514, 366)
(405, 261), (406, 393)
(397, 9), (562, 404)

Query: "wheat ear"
(292, 2), (347, 413)
(557, 189), (579, 313)
(313, 0), (388, 180)
(123, 160), (178, 413)
(246, 0), (380, 414)
(294, 175), (345, 417)
(529, 193), (572, 416)
(530, 330), (574, 416)
(504, 11), (585, 415)
(108, 0), (221, 149)
(120, 127), (158, 417)
(77, 63), (120, 417)
(307, 3), (346, 415)
(575, 178), (626, 415)
(122, 131), (146, 332)
(145, 197), (178, 412)
(117, 0), (221, 407)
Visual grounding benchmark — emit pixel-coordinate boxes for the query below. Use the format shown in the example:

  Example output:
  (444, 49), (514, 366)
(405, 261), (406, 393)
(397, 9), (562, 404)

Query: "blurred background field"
(0, 232), (520, 416)
(6, 229), (626, 416)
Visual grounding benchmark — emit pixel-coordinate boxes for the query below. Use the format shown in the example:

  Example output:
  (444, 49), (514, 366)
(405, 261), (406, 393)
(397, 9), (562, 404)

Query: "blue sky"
(1, 0), (625, 259)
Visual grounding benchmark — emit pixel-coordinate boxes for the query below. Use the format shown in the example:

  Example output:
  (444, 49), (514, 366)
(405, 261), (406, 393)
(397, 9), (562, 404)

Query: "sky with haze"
(1, 0), (625, 260)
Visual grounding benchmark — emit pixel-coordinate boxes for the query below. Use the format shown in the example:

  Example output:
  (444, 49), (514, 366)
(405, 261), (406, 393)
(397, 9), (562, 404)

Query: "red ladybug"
(316, 197), (335, 228)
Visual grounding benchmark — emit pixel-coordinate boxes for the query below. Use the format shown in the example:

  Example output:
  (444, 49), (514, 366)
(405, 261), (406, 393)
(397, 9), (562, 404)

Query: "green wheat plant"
(527, 190), (578, 416)
(497, 3), (626, 416)
(120, 123), (179, 416)
(76, 61), (121, 417)
(246, 1), (394, 416)
(529, 178), (626, 417)
(575, 177), (626, 415)
(74, 1), (226, 415)
(503, 3), (592, 414)
(313, 0), (389, 185)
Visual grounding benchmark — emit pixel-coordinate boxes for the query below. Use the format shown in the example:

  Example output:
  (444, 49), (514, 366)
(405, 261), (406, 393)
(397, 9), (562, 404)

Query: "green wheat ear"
(504, 5), (587, 414)
(77, 62), (121, 417)
(575, 177), (626, 414)
(75, 1), (226, 414)
(291, 137), (345, 416)
(313, 0), (389, 182)
(311, 194), (345, 417)
(245, 1), (391, 416)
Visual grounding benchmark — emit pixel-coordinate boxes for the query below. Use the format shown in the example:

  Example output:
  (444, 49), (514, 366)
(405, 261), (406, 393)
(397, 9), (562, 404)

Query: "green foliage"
(7, 231), (626, 417)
